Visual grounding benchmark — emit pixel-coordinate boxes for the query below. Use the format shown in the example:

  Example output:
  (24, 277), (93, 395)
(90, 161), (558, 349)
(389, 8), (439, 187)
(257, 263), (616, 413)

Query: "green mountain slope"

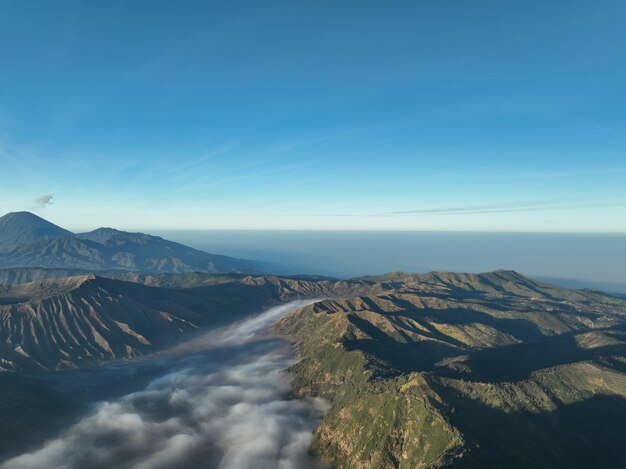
(272, 271), (626, 468)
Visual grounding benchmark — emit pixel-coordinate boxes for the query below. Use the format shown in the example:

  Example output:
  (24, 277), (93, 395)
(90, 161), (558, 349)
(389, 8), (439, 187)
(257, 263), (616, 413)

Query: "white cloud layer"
(1, 302), (326, 469)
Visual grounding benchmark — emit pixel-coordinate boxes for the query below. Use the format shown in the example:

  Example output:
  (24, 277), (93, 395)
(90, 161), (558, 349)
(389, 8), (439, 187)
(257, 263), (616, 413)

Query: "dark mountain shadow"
(386, 301), (547, 342)
(339, 300), (547, 371)
(0, 374), (78, 462)
(427, 386), (626, 469)
(458, 325), (626, 382)
(342, 314), (464, 376)
(0, 297), (24, 305)
(600, 355), (626, 374)
(424, 307), (546, 341)
(342, 306), (626, 382)
(94, 276), (281, 322)
(382, 308), (467, 347)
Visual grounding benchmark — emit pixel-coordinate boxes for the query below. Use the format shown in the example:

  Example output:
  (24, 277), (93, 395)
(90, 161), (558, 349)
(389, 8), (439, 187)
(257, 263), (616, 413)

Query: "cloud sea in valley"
(2, 301), (326, 469)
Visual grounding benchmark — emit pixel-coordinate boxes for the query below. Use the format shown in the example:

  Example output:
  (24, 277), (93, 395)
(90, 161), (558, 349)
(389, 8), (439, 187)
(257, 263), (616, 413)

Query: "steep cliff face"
(273, 272), (626, 468)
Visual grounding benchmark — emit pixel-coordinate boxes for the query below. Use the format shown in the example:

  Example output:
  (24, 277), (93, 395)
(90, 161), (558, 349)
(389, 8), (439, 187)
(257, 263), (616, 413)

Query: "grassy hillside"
(273, 271), (626, 468)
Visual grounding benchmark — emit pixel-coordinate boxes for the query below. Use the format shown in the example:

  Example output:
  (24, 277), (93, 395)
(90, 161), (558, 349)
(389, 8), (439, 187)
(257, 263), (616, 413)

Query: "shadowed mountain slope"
(0, 212), (72, 250)
(0, 275), (222, 371)
(273, 271), (626, 468)
(0, 268), (87, 285)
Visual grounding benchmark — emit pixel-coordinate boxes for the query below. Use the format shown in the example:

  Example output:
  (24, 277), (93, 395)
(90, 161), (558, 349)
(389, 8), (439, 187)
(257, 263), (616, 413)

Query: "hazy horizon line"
(70, 227), (626, 235)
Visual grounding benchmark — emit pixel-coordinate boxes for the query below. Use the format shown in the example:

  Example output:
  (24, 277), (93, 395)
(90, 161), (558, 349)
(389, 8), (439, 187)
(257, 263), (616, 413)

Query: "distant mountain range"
(0, 212), (262, 273)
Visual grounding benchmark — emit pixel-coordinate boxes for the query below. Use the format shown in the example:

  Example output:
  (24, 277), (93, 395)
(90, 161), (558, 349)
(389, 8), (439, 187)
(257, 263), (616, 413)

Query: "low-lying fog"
(2, 301), (326, 469)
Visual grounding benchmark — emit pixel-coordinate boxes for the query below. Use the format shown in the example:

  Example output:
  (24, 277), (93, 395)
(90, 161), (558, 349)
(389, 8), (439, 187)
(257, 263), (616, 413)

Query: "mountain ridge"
(2, 268), (626, 466)
(0, 272), (374, 371)
(0, 212), (72, 249)
(0, 212), (262, 274)
(272, 271), (626, 468)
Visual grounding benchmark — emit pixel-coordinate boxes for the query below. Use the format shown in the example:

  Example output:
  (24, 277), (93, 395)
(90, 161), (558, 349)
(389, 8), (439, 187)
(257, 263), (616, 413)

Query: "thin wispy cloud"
(324, 201), (626, 218)
(385, 201), (626, 216)
(316, 202), (626, 218)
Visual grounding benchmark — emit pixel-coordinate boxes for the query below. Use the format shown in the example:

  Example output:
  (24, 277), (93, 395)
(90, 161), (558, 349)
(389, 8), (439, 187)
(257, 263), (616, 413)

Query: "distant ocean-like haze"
(154, 231), (626, 293)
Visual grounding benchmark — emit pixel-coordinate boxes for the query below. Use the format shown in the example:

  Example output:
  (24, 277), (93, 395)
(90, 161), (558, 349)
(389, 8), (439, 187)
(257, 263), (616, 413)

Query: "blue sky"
(0, 1), (625, 232)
